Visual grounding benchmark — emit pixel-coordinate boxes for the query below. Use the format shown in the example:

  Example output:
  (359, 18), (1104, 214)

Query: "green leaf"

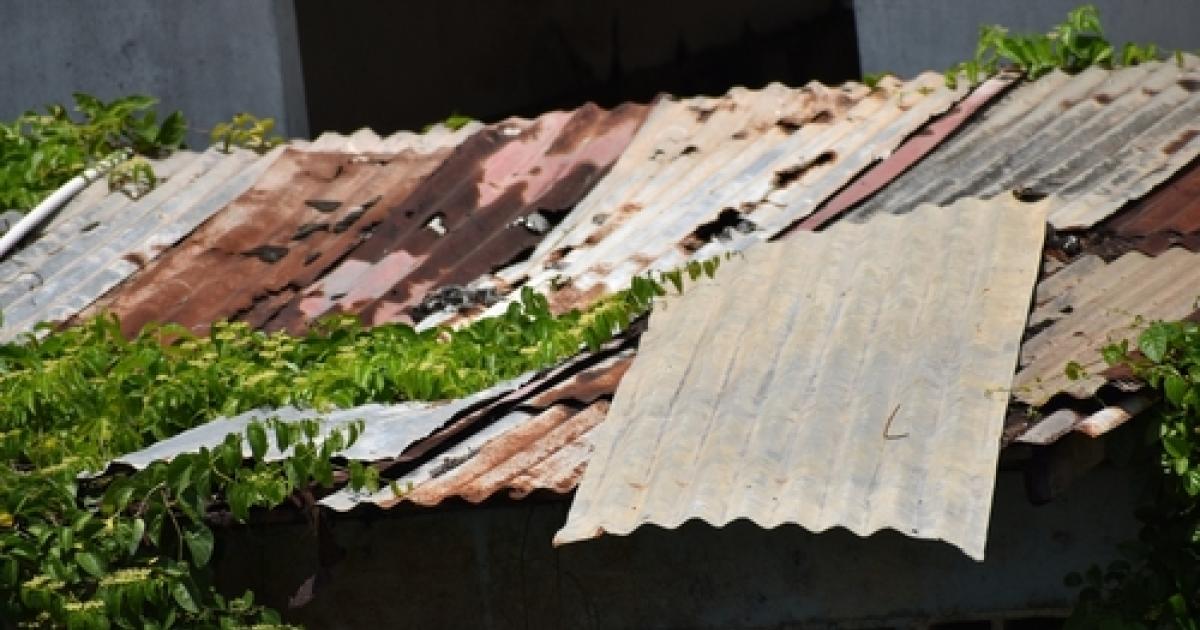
(247, 422), (269, 461)
(129, 517), (146, 556)
(1165, 374), (1190, 407)
(183, 526), (215, 567)
(1140, 323), (1171, 363)
(1065, 361), (1086, 381)
(171, 581), (199, 614)
(75, 550), (105, 577)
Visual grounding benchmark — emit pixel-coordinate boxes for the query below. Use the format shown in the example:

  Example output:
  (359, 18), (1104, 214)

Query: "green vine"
(1064, 320), (1200, 628)
(209, 114), (282, 155)
(0, 94), (185, 212)
(0, 255), (717, 627)
(945, 5), (1165, 88)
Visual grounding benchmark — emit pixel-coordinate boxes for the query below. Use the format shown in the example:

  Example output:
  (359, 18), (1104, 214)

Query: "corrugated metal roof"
(110, 371), (537, 471)
(1014, 247), (1200, 406)
(554, 196), (1047, 560)
(321, 353), (631, 511)
(80, 148), (452, 336)
(265, 104), (648, 333)
(847, 57), (1200, 230)
(0, 147), (281, 341)
(412, 73), (965, 328)
(1107, 159), (1200, 236)
(292, 123), (484, 154)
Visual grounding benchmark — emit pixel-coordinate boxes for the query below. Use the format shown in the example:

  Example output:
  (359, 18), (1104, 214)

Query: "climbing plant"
(0, 93), (186, 212)
(1064, 320), (1200, 628)
(0, 255), (721, 627)
(945, 5), (1165, 88)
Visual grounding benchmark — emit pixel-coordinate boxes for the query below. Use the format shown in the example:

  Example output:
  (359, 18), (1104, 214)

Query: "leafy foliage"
(0, 93), (185, 212)
(0, 262), (691, 627)
(209, 114), (283, 155)
(945, 5), (1164, 88)
(421, 113), (475, 133)
(1065, 320), (1200, 628)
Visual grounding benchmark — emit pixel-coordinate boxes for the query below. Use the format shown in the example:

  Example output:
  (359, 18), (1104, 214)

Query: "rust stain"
(80, 149), (450, 337)
(1164, 129), (1199, 155)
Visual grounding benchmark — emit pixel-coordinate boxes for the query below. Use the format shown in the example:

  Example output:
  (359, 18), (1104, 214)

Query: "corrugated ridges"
(292, 122), (484, 153)
(266, 103), (648, 333)
(554, 196), (1047, 560)
(80, 148), (452, 337)
(0, 147), (281, 341)
(848, 57), (1200, 230)
(321, 352), (632, 511)
(418, 73), (964, 328)
(1014, 247), (1200, 406)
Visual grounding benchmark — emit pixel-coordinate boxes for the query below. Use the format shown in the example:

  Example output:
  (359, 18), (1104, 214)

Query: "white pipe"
(0, 149), (131, 261)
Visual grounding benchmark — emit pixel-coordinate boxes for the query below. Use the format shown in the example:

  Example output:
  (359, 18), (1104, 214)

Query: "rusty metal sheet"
(1015, 247), (1200, 406)
(266, 104), (648, 332)
(82, 148), (451, 337)
(432, 73), (966, 327)
(554, 196), (1047, 560)
(0, 148), (281, 341)
(1104, 158), (1200, 240)
(320, 353), (631, 511)
(848, 57), (1200, 230)
(790, 74), (1017, 233)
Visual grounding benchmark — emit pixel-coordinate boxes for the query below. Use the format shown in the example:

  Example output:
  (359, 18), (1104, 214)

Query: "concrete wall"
(215, 465), (1141, 629)
(854, 0), (1200, 78)
(0, 1), (307, 146)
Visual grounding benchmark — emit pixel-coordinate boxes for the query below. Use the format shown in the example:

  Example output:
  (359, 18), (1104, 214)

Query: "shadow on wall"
(294, 0), (860, 134)
(214, 466), (1139, 628)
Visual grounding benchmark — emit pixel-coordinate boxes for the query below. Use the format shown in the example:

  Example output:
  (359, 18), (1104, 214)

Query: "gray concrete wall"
(216, 465), (1141, 628)
(855, 0), (1200, 78)
(0, 1), (307, 147)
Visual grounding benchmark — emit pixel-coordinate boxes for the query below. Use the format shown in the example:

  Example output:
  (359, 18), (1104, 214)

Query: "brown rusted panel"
(1105, 158), (1200, 237)
(404, 401), (610, 506)
(265, 103), (647, 333)
(82, 149), (450, 336)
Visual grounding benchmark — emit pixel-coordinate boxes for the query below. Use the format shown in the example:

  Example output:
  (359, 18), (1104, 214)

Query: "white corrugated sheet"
(555, 196), (1047, 560)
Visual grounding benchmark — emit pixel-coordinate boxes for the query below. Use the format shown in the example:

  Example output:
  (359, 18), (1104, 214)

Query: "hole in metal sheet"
(292, 223), (329, 241)
(423, 213), (447, 236)
(773, 151), (836, 188)
(303, 251), (321, 266)
(81, 221), (101, 233)
(680, 145), (699, 156)
(305, 199), (342, 213)
(332, 208), (367, 234)
(243, 245), (289, 263)
(1012, 186), (1049, 203)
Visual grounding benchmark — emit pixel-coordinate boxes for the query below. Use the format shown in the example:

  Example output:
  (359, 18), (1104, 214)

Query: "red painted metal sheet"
(265, 103), (648, 333)
(82, 149), (450, 336)
(785, 74), (1017, 233)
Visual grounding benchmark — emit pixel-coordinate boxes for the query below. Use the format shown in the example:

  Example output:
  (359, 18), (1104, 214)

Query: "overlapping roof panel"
(0, 147), (281, 341)
(848, 57), (1200, 230)
(81, 148), (452, 336)
(265, 104), (648, 333)
(414, 73), (965, 325)
(1014, 247), (1200, 406)
(291, 122), (484, 154)
(554, 197), (1047, 560)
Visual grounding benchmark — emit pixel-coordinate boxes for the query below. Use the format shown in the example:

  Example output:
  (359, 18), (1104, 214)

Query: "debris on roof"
(848, 57), (1200, 230)
(554, 196), (1047, 560)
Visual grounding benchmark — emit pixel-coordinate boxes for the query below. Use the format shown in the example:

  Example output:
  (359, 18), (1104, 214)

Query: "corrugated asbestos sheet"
(82, 148), (453, 336)
(110, 371), (537, 471)
(1013, 247), (1200, 406)
(847, 57), (1200, 230)
(414, 73), (964, 328)
(321, 353), (631, 511)
(291, 123), (483, 153)
(554, 197), (1047, 560)
(265, 104), (648, 333)
(0, 147), (281, 341)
